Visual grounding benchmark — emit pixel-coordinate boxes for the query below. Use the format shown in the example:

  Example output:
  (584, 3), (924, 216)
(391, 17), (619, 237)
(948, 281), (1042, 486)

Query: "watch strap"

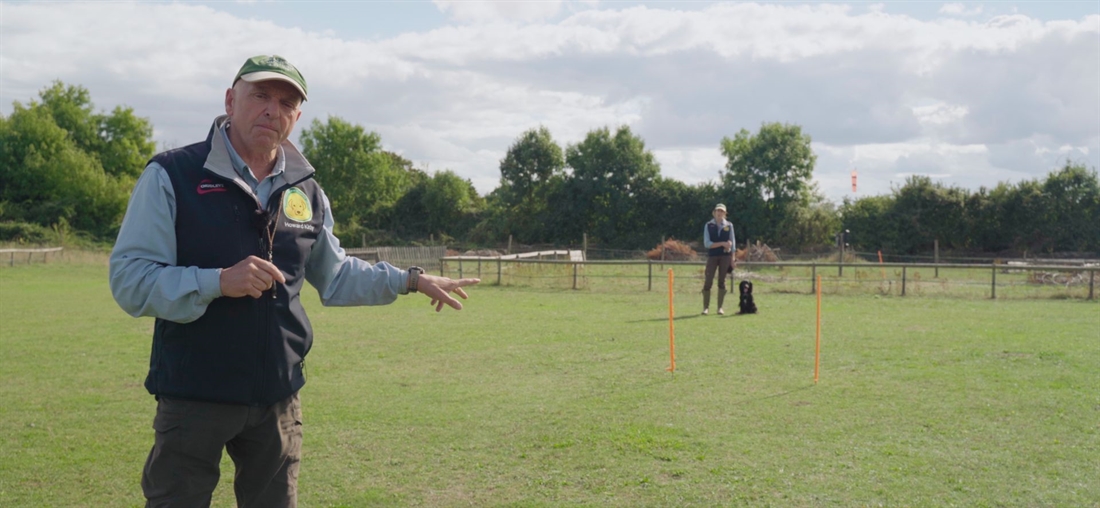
(407, 266), (424, 293)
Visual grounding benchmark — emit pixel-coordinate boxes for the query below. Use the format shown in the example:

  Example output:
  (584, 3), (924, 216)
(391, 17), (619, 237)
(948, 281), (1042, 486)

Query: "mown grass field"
(1, 260), (1098, 507)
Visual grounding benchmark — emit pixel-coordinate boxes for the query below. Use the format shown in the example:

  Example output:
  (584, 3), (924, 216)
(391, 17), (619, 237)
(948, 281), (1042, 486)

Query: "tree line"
(2, 82), (1097, 255)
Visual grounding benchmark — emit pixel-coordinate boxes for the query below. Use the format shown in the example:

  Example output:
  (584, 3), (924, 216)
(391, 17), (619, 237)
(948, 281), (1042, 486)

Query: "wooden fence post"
(660, 236), (665, 271)
(573, 263), (578, 290)
(1088, 269), (1095, 300)
(811, 264), (816, 294)
(648, 260), (653, 291)
(902, 266), (907, 296)
(934, 239), (940, 278)
(991, 265), (997, 299)
(838, 241), (844, 277)
(497, 258), (502, 286)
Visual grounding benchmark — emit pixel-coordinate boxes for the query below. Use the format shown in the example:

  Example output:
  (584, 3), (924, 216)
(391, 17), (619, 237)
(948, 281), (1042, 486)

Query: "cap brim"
(238, 71), (308, 101)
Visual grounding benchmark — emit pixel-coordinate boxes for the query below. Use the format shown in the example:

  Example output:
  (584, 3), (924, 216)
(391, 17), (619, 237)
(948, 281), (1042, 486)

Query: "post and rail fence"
(1, 247), (63, 266)
(345, 246), (448, 273)
(439, 256), (1099, 300)
(2, 245), (1093, 300)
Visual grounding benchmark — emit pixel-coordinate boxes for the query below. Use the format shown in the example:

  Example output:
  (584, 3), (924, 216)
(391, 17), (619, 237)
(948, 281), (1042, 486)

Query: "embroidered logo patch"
(282, 188), (312, 222)
(197, 179), (227, 195)
(723, 226), (730, 232)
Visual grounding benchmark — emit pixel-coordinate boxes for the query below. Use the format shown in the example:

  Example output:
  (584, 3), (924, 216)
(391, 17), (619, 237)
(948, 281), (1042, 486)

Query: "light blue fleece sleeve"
(109, 163), (223, 323)
(304, 189), (407, 306)
(703, 222), (714, 249)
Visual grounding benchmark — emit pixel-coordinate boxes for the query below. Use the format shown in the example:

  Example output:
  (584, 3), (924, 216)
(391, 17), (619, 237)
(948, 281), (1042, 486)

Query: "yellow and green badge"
(282, 188), (312, 222)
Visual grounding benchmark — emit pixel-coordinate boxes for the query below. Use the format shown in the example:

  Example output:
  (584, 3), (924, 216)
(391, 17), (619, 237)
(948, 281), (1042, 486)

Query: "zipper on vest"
(232, 205), (248, 259)
(263, 200), (280, 300)
(254, 176), (313, 404)
(258, 284), (273, 404)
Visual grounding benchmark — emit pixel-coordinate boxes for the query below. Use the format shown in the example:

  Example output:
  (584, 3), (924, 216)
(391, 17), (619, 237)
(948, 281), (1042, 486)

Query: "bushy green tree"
(380, 169), (482, 243)
(560, 125), (660, 247)
(774, 197), (841, 251)
(719, 122), (817, 244)
(423, 170), (482, 236)
(1041, 162), (1100, 252)
(495, 126), (565, 243)
(36, 82), (155, 180)
(963, 187), (1005, 252)
(890, 176), (969, 253)
(97, 106), (157, 180)
(839, 195), (897, 252)
(633, 178), (720, 249)
(841, 163), (1100, 255)
(300, 116), (411, 229)
(0, 81), (148, 239)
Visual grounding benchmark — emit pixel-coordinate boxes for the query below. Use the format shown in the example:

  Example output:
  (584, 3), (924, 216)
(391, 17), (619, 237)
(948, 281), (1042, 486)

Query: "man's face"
(225, 79), (303, 154)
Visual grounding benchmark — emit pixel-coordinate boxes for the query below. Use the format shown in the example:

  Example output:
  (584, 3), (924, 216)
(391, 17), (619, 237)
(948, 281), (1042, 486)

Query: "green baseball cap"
(233, 55), (308, 101)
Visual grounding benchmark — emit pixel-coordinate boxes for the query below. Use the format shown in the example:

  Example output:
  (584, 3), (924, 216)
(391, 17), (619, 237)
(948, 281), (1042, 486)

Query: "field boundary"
(440, 256), (1099, 299)
(0, 247), (63, 266)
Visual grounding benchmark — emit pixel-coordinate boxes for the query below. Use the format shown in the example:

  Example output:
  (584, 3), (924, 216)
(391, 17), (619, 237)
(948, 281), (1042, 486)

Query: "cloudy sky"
(2, 1), (1097, 202)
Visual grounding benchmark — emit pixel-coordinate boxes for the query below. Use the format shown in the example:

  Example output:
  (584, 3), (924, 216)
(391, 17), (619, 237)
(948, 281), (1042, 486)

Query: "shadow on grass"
(727, 384), (816, 406)
(627, 312), (757, 323)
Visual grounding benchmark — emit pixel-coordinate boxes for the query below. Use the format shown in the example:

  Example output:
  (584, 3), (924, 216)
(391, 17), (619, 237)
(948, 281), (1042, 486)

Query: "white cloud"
(851, 141), (989, 163)
(433, 0), (565, 23)
(939, 3), (984, 17)
(2, 2), (1096, 202)
(912, 103), (969, 126)
(651, 148), (727, 184)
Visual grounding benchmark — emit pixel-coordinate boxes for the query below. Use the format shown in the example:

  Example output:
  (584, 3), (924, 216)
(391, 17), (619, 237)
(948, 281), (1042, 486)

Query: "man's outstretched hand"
(416, 273), (480, 311)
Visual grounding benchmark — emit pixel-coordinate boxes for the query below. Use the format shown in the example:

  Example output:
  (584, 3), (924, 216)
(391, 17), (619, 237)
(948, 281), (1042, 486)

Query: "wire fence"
(581, 246), (1100, 265)
(440, 257), (1100, 301)
(0, 247), (64, 266)
(2, 245), (1092, 301)
(346, 246), (448, 272)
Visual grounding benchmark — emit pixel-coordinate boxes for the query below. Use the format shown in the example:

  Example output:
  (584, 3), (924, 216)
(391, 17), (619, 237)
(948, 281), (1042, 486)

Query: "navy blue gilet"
(145, 128), (324, 406)
(707, 221), (733, 257)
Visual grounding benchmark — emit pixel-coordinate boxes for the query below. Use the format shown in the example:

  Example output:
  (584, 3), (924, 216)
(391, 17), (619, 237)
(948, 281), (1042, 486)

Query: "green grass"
(1, 261), (1098, 506)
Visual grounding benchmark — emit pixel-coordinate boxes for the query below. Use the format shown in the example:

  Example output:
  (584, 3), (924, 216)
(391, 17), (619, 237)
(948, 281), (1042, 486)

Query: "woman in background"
(702, 203), (735, 315)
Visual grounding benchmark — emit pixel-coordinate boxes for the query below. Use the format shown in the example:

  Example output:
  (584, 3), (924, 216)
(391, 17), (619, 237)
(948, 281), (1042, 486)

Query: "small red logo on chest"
(197, 179), (227, 195)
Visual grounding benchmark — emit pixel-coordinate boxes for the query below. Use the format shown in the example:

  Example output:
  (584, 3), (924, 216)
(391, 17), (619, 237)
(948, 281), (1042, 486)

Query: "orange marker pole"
(814, 274), (822, 384)
(667, 269), (676, 373)
(878, 250), (886, 280)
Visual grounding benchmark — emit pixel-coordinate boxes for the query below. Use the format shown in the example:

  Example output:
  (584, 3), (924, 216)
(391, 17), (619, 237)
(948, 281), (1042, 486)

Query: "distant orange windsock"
(851, 169), (857, 193)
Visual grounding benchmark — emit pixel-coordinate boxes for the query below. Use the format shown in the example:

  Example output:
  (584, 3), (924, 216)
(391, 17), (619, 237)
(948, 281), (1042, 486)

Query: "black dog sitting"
(738, 280), (757, 314)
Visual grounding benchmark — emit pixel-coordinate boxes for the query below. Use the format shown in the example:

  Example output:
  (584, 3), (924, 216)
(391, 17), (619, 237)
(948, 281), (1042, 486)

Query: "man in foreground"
(110, 55), (479, 507)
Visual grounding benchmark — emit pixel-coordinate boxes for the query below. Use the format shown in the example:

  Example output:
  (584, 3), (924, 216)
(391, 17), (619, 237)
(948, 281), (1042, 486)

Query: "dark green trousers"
(142, 393), (302, 508)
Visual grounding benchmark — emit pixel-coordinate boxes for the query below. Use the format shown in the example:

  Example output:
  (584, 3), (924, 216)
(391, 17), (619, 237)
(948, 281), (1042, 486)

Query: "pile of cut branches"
(736, 241), (780, 262)
(646, 238), (698, 261)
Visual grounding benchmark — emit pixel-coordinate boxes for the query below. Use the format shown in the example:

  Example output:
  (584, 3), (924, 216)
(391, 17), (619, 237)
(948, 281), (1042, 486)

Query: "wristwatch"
(406, 266), (424, 294)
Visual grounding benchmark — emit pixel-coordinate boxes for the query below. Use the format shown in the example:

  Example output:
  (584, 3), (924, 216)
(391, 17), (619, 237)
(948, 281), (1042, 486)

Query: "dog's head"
(739, 280), (753, 295)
